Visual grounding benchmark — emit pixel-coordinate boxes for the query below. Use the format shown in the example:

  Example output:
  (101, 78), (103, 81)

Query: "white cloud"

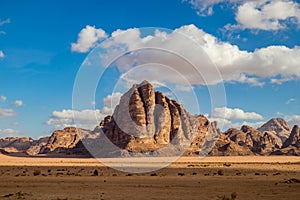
(184, 0), (244, 16)
(233, 0), (300, 31)
(46, 109), (106, 130)
(0, 50), (4, 58)
(0, 128), (20, 138)
(186, 0), (300, 32)
(102, 92), (122, 114)
(175, 84), (194, 92)
(71, 25), (108, 53)
(95, 24), (300, 86)
(0, 96), (6, 102)
(286, 98), (296, 104)
(11, 100), (24, 107)
(208, 116), (265, 131)
(0, 107), (16, 118)
(0, 18), (10, 26)
(210, 107), (264, 120)
(207, 106), (264, 131)
(47, 92), (122, 130)
(284, 115), (300, 126)
(0, 18), (10, 58)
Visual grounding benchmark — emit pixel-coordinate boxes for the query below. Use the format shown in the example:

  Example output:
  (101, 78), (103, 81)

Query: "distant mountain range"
(1, 81), (299, 157)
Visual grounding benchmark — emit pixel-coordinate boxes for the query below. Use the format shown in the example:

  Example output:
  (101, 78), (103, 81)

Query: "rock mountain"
(1, 81), (300, 156)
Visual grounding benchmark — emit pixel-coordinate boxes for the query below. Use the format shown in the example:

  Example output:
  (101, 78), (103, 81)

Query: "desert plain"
(0, 154), (300, 200)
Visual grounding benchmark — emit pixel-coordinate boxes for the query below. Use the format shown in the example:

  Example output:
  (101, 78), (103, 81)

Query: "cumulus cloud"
(0, 96), (6, 102)
(71, 25), (108, 53)
(46, 92), (122, 130)
(0, 50), (4, 58)
(284, 114), (300, 127)
(94, 24), (300, 86)
(207, 107), (264, 130)
(102, 92), (122, 114)
(208, 116), (265, 131)
(0, 128), (20, 137)
(232, 0), (300, 31)
(0, 107), (17, 118)
(46, 109), (107, 130)
(210, 107), (264, 120)
(186, 0), (300, 32)
(11, 100), (24, 107)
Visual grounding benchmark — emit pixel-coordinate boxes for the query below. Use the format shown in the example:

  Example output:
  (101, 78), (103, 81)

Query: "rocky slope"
(39, 127), (93, 156)
(209, 124), (283, 156)
(0, 82), (300, 157)
(0, 136), (49, 155)
(98, 81), (210, 155)
(258, 118), (291, 142)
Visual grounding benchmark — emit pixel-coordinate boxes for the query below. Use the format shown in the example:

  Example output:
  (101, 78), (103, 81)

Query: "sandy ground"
(0, 154), (300, 200)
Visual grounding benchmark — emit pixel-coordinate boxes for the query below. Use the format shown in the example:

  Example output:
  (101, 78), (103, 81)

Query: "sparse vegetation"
(178, 173), (185, 176)
(224, 163), (231, 167)
(92, 169), (99, 176)
(3, 191), (30, 199)
(283, 178), (300, 184)
(217, 169), (224, 176)
(33, 170), (41, 176)
(217, 192), (237, 200)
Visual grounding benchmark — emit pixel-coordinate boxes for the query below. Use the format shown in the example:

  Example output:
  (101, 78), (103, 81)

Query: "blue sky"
(1, 0), (300, 138)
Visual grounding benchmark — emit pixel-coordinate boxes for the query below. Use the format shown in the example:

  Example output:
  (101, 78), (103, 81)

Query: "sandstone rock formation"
(0, 136), (50, 155)
(283, 125), (300, 148)
(258, 118), (291, 142)
(26, 136), (49, 155)
(209, 124), (283, 156)
(1, 82), (299, 157)
(98, 81), (210, 154)
(40, 127), (91, 156)
(0, 137), (35, 152)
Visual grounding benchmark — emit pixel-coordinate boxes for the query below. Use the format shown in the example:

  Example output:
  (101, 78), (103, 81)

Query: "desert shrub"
(150, 173), (157, 176)
(33, 170), (41, 176)
(92, 169), (99, 176)
(217, 169), (224, 176)
(217, 192), (237, 200)
(224, 163), (231, 167)
(178, 173), (185, 176)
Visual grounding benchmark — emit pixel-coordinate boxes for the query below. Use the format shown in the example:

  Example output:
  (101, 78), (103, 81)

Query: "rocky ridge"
(0, 81), (300, 157)
(97, 81), (210, 155)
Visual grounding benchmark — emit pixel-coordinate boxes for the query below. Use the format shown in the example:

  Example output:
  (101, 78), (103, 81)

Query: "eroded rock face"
(99, 81), (210, 154)
(283, 125), (300, 148)
(26, 137), (49, 155)
(258, 118), (291, 142)
(0, 137), (35, 153)
(40, 127), (90, 155)
(210, 124), (283, 155)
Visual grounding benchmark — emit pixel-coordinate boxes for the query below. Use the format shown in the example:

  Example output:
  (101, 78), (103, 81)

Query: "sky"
(0, 0), (300, 138)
